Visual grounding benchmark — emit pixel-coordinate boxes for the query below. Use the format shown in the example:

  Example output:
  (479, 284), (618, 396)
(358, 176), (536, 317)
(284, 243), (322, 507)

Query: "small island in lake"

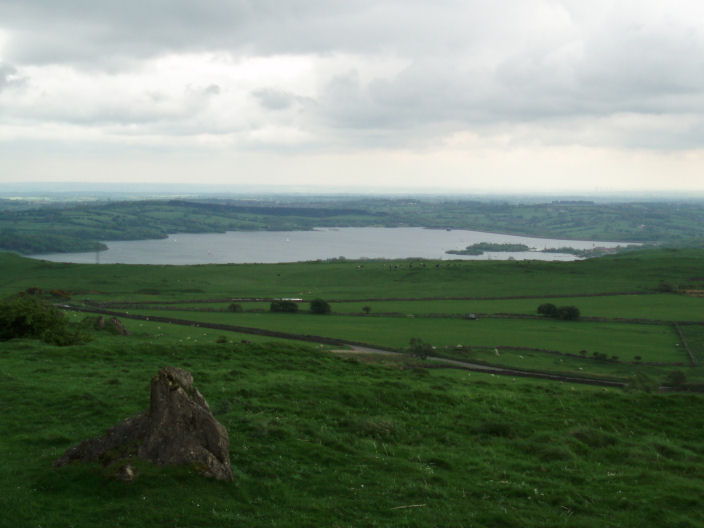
(446, 242), (531, 255)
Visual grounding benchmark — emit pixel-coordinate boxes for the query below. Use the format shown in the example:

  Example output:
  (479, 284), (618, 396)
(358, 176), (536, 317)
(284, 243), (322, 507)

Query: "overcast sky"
(1, 0), (704, 194)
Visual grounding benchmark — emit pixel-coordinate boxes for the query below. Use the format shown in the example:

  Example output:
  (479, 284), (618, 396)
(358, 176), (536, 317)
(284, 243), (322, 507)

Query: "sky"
(1, 0), (704, 194)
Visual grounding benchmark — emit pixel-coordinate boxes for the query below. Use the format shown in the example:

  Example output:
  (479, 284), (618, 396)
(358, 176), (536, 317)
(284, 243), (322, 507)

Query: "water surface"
(31, 227), (633, 265)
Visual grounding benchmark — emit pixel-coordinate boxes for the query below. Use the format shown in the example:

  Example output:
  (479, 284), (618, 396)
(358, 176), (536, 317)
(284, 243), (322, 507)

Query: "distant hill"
(1, 197), (703, 254)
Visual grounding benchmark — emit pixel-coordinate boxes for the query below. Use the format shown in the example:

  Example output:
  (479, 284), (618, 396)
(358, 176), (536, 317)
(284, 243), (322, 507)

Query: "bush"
(538, 303), (580, 320)
(537, 303), (558, 317)
(408, 337), (433, 360)
(309, 298), (331, 314)
(227, 303), (243, 312)
(555, 306), (580, 321)
(270, 300), (299, 313)
(0, 295), (84, 346)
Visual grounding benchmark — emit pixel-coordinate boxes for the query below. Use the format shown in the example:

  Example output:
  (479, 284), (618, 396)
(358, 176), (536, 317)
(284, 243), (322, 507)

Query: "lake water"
(29, 227), (633, 265)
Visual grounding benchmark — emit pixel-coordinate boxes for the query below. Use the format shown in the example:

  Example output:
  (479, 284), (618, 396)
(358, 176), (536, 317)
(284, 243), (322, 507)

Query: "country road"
(329, 346), (627, 387)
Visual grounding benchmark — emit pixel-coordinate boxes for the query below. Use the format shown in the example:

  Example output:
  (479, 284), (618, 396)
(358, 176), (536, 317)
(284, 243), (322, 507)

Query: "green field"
(4, 248), (704, 301)
(125, 309), (683, 363)
(106, 293), (703, 322)
(2, 249), (704, 527)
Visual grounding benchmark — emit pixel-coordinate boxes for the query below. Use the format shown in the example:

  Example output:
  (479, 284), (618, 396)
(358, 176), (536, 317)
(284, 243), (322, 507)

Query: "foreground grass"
(1, 334), (703, 528)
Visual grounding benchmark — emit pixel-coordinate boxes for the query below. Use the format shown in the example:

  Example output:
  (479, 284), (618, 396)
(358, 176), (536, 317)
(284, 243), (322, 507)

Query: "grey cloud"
(252, 88), (297, 111)
(0, 63), (25, 90)
(0, 0), (515, 65)
(3, 1), (704, 150)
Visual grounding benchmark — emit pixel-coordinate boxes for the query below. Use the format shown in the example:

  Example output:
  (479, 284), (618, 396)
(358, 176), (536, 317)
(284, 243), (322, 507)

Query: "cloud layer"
(1, 1), (704, 190)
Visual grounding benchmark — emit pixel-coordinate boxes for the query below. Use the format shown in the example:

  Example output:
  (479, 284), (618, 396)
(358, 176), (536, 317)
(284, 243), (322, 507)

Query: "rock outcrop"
(55, 367), (232, 481)
(95, 316), (130, 336)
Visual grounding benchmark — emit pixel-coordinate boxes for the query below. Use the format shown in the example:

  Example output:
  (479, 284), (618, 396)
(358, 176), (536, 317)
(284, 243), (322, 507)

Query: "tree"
(270, 300), (298, 313)
(309, 298), (331, 314)
(538, 303), (579, 321)
(362, 306), (371, 315)
(537, 303), (557, 317)
(227, 303), (243, 312)
(555, 305), (580, 321)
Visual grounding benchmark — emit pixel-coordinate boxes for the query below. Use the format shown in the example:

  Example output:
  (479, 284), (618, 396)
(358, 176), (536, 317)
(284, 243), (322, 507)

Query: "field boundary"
(674, 323), (697, 366)
(63, 305), (629, 388)
(80, 302), (704, 327)
(83, 290), (659, 308)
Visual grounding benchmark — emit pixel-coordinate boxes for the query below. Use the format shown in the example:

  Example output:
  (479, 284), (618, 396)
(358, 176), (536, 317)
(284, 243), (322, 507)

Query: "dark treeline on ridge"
(1, 196), (704, 254)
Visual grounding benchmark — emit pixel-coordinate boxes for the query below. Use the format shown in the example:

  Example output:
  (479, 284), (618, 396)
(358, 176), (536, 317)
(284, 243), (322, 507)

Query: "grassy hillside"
(2, 335), (703, 528)
(2, 248), (704, 301)
(1, 249), (703, 526)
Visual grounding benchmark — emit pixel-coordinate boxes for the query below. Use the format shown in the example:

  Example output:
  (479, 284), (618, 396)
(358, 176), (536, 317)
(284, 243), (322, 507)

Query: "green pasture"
(4, 248), (704, 303)
(437, 345), (696, 382)
(126, 309), (685, 364)
(98, 292), (704, 326)
(62, 310), (305, 349)
(2, 334), (703, 528)
(681, 325), (704, 362)
(319, 294), (704, 321)
(3, 247), (704, 526)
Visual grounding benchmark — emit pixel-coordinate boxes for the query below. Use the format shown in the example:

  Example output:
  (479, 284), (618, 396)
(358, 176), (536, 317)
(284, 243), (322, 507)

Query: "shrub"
(310, 298), (331, 314)
(538, 303), (580, 320)
(227, 303), (243, 312)
(408, 337), (433, 360)
(555, 305), (580, 321)
(0, 294), (84, 346)
(270, 300), (299, 313)
(537, 303), (557, 317)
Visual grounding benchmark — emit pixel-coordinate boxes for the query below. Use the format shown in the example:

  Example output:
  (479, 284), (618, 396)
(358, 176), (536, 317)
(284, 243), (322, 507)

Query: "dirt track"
(332, 346), (626, 388)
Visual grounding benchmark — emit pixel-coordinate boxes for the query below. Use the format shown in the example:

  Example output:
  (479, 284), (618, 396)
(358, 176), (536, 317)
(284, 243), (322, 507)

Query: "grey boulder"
(55, 366), (232, 481)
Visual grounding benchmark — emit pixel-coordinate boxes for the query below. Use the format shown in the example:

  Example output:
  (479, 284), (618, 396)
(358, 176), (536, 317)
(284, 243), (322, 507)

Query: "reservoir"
(30, 227), (633, 265)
